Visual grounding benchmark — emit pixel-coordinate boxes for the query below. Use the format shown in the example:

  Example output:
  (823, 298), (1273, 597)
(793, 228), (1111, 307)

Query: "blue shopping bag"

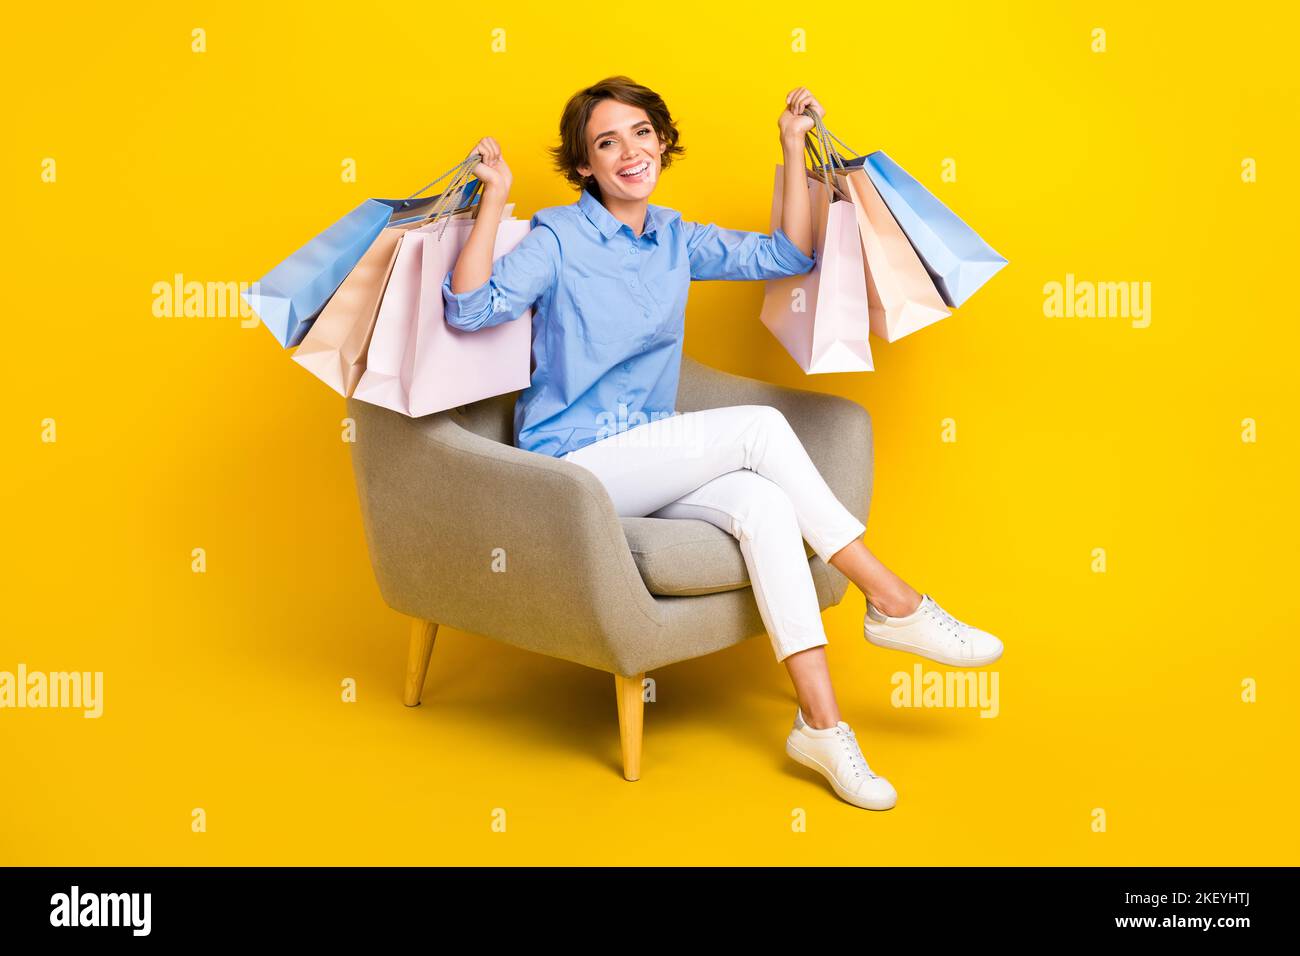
(244, 172), (482, 348)
(849, 151), (1007, 308)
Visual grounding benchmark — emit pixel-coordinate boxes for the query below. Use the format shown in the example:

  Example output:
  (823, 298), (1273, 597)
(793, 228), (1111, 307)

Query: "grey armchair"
(346, 354), (873, 780)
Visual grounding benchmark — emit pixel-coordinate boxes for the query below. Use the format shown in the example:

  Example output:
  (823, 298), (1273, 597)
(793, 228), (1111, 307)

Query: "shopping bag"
(758, 165), (873, 373)
(243, 161), (485, 348)
(408, 217), (533, 416)
(243, 199), (394, 348)
(350, 229), (427, 415)
(291, 202), (514, 397)
(352, 215), (532, 416)
(835, 165), (951, 342)
(289, 226), (407, 397)
(835, 144), (1007, 309)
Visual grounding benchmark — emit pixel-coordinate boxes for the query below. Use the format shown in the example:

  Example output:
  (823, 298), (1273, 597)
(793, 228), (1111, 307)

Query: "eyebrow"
(592, 120), (652, 143)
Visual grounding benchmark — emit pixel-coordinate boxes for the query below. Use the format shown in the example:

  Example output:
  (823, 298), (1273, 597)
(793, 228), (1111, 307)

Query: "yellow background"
(3, 1), (1296, 865)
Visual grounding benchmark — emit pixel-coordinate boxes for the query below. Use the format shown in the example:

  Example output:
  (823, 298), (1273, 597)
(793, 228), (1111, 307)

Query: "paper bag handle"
(804, 119), (851, 202)
(421, 152), (498, 240)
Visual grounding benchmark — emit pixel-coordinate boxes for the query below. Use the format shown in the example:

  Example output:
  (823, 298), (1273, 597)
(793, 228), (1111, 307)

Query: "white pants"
(560, 405), (867, 662)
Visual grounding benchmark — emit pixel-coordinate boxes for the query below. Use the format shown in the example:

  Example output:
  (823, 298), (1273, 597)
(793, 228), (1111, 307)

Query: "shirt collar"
(578, 187), (680, 244)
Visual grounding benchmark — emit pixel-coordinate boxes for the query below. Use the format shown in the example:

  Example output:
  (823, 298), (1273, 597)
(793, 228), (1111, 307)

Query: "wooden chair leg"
(404, 619), (438, 706)
(614, 672), (645, 781)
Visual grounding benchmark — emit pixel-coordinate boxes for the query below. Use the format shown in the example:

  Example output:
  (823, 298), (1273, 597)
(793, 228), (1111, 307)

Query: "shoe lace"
(926, 600), (969, 646)
(835, 725), (878, 779)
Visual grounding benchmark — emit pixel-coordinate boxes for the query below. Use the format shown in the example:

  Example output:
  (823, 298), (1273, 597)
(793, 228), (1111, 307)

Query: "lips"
(617, 160), (650, 179)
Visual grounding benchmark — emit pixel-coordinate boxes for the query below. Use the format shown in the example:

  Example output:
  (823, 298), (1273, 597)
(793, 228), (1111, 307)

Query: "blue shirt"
(441, 186), (817, 458)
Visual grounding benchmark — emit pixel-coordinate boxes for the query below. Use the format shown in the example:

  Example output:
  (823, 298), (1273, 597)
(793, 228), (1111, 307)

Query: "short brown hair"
(548, 75), (686, 198)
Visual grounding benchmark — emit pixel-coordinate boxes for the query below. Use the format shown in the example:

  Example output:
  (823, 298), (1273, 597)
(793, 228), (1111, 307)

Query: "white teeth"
(619, 162), (648, 177)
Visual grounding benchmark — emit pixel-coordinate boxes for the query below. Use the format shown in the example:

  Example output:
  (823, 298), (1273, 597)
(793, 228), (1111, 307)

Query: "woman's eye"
(599, 129), (652, 148)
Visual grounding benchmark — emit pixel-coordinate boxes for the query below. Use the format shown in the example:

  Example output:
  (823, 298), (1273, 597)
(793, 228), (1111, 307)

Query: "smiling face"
(576, 99), (668, 202)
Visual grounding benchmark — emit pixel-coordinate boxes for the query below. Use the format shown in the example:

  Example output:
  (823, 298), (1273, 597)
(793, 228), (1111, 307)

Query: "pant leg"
(647, 470), (830, 663)
(561, 404), (866, 563)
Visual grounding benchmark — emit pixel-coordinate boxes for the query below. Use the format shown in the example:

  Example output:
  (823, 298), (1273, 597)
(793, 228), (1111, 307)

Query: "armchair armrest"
(674, 355), (873, 527)
(346, 397), (663, 674)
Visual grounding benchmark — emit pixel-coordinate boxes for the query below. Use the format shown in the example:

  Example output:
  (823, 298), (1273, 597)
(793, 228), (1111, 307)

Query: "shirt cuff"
(441, 270), (493, 328)
(770, 226), (817, 276)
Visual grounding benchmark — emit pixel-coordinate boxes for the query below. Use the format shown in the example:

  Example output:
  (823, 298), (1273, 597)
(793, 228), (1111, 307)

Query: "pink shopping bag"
(759, 166), (873, 373)
(352, 216), (531, 416)
(408, 218), (532, 416)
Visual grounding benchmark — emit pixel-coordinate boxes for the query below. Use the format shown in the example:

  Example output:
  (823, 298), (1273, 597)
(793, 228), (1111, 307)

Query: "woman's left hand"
(778, 87), (826, 143)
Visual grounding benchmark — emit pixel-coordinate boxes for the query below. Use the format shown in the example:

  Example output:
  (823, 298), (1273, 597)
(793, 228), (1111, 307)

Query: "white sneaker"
(785, 708), (898, 810)
(864, 593), (1003, 667)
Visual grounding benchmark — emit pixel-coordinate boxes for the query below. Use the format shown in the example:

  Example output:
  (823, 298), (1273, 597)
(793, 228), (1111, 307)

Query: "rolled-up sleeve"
(442, 221), (561, 331)
(682, 220), (817, 281)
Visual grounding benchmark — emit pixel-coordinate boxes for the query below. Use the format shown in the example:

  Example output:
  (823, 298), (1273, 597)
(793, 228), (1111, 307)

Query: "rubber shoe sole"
(785, 736), (898, 811)
(863, 628), (1003, 668)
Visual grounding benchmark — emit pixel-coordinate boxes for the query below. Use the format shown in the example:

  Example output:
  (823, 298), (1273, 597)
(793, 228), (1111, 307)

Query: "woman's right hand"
(468, 137), (512, 197)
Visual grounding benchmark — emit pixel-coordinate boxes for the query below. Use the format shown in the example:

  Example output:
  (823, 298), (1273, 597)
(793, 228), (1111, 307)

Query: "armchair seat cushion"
(620, 516), (815, 597)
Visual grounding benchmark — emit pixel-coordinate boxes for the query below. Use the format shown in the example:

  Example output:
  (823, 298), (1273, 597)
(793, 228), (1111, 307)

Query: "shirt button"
(623, 362), (632, 372)
(629, 279), (638, 288)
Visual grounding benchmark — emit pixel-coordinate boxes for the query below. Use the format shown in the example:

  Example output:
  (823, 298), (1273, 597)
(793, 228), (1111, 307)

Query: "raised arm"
(449, 136), (512, 296)
(777, 86), (826, 261)
(679, 87), (831, 283)
(682, 219), (815, 281)
(442, 136), (559, 331)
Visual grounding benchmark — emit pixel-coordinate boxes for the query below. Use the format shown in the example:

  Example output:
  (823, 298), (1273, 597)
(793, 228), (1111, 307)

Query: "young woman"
(443, 76), (1004, 811)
